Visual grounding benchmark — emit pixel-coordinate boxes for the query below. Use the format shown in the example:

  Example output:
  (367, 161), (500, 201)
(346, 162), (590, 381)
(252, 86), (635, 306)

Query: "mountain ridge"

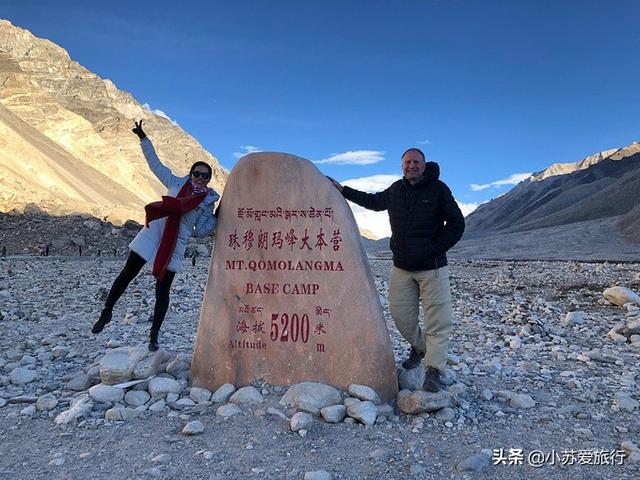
(457, 140), (640, 259)
(530, 142), (640, 181)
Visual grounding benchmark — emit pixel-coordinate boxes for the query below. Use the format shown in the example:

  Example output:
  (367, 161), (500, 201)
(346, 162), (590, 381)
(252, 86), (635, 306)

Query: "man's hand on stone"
(132, 119), (147, 140)
(326, 176), (343, 192)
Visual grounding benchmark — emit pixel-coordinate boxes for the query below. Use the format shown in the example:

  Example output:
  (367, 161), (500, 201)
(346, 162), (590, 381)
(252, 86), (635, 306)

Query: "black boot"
(92, 308), (112, 334)
(401, 346), (425, 370)
(148, 329), (159, 352)
(422, 367), (443, 393)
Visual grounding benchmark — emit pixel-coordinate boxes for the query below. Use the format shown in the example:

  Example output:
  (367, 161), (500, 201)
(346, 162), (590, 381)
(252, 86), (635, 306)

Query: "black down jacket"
(341, 162), (465, 271)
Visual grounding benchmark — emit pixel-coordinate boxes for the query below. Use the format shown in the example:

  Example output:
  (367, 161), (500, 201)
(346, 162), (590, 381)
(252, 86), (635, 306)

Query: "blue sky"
(2, 1), (640, 236)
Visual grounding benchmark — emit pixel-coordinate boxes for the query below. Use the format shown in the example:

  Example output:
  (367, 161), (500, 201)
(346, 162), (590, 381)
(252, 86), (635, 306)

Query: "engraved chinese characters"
(191, 152), (398, 401)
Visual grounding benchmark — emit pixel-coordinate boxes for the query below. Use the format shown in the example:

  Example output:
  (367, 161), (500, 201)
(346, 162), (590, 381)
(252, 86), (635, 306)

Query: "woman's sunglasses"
(192, 171), (211, 180)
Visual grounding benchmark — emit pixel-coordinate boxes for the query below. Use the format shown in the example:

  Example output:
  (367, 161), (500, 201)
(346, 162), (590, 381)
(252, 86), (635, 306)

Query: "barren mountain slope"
(0, 19), (227, 224)
(455, 142), (640, 260)
(465, 145), (640, 237)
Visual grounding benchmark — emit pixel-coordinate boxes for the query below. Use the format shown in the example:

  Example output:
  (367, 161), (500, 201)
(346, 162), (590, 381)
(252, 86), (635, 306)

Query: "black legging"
(104, 251), (176, 333)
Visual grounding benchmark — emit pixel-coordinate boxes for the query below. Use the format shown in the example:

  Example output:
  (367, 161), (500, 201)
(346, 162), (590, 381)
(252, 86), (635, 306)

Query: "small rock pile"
(282, 382), (396, 436)
(602, 286), (640, 345)
(18, 343), (469, 431)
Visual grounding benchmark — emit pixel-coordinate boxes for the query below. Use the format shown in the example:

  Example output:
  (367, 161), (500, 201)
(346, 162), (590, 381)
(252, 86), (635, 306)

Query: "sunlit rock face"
(0, 19), (226, 224)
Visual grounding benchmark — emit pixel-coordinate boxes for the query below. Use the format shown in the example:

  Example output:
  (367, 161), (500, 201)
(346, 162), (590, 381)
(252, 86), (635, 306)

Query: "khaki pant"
(389, 265), (453, 373)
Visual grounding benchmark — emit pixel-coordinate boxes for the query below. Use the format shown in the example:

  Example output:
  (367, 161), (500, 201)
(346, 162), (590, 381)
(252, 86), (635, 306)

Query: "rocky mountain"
(530, 144), (635, 181)
(456, 142), (640, 260)
(0, 20), (227, 225)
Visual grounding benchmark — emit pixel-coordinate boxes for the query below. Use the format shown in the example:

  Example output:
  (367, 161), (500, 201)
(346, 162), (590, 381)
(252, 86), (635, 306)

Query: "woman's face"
(191, 166), (211, 187)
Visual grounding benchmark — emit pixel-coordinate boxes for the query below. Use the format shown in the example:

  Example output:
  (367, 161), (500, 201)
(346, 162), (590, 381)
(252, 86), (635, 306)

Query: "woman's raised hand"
(132, 119), (147, 140)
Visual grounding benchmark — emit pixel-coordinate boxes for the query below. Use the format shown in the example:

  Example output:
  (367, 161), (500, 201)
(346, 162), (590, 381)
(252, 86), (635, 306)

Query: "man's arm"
(327, 176), (390, 212)
(430, 183), (465, 256)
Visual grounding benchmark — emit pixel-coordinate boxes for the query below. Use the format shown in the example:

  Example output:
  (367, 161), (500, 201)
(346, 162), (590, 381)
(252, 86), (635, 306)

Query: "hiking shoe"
(148, 330), (159, 352)
(92, 308), (112, 334)
(401, 346), (425, 370)
(422, 367), (442, 393)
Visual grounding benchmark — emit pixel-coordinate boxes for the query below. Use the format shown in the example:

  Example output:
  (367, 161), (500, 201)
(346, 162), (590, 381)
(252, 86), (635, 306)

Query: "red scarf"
(144, 181), (206, 280)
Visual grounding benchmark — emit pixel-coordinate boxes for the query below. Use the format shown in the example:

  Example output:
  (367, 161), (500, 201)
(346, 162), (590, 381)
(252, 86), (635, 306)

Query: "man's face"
(402, 150), (426, 184)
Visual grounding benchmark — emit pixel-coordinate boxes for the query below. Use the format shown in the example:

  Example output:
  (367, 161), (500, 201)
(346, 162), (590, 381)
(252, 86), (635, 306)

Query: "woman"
(92, 120), (220, 351)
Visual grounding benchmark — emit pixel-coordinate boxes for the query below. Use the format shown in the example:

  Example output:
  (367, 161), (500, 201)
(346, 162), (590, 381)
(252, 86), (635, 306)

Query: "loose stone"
(509, 393), (536, 409)
(291, 412), (313, 432)
(210, 383), (236, 403)
(189, 387), (212, 403)
(150, 453), (171, 465)
(346, 400), (377, 426)
(105, 407), (140, 421)
(229, 386), (264, 404)
(148, 377), (182, 398)
(125, 390), (150, 407)
(397, 390), (457, 415)
(347, 384), (382, 404)
(36, 394), (58, 411)
(320, 405), (346, 423)
(9, 367), (37, 385)
(216, 404), (242, 419)
(182, 420), (205, 435)
(89, 384), (125, 404)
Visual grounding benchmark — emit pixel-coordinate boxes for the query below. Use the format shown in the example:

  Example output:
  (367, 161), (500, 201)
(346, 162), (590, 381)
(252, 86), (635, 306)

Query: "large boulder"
(229, 386), (264, 404)
(133, 350), (169, 379)
(346, 400), (378, 426)
(210, 383), (236, 403)
(603, 287), (640, 306)
(191, 152), (398, 401)
(166, 354), (192, 377)
(100, 347), (148, 385)
(148, 377), (182, 398)
(348, 384), (382, 404)
(280, 382), (342, 415)
(397, 390), (457, 415)
(9, 368), (37, 385)
(89, 384), (125, 404)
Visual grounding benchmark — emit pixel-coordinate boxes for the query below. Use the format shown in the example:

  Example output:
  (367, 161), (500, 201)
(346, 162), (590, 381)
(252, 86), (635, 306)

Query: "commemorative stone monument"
(191, 152), (398, 401)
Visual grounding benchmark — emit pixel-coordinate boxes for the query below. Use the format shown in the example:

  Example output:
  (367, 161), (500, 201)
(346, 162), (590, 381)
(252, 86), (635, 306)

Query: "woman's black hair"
(190, 161), (212, 177)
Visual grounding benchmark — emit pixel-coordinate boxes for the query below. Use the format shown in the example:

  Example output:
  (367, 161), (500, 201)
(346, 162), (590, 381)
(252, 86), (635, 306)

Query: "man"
(329, 148), (465, 392)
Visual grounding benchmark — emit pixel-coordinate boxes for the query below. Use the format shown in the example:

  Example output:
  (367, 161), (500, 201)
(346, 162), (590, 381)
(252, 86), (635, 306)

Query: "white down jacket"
(129, 138), (220, 272)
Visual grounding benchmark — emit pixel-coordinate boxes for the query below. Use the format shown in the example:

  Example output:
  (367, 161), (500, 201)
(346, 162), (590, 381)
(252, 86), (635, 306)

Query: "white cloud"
(349, 204), (392, 238)
(417, 139), (432, 145)
(338, 174), (486, 237)
(456, 201), (480, 217)
(470, 172), (532, 191)
(338, 174), (399, 239)
(234, 145), (263, 159)
(142, 103), (178, 126)
(343, 174), (401, 192)
(315, 150), (385, 165)
(349, 198), (482, 238)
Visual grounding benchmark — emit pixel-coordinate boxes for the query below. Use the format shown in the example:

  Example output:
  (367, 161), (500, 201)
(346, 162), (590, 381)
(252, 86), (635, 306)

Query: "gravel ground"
(1, 255), (639, 480)
(450, 217), (640, 262)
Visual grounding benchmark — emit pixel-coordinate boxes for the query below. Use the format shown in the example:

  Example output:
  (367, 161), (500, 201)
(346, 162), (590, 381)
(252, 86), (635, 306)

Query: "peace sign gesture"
(132, 119), (147, 140)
